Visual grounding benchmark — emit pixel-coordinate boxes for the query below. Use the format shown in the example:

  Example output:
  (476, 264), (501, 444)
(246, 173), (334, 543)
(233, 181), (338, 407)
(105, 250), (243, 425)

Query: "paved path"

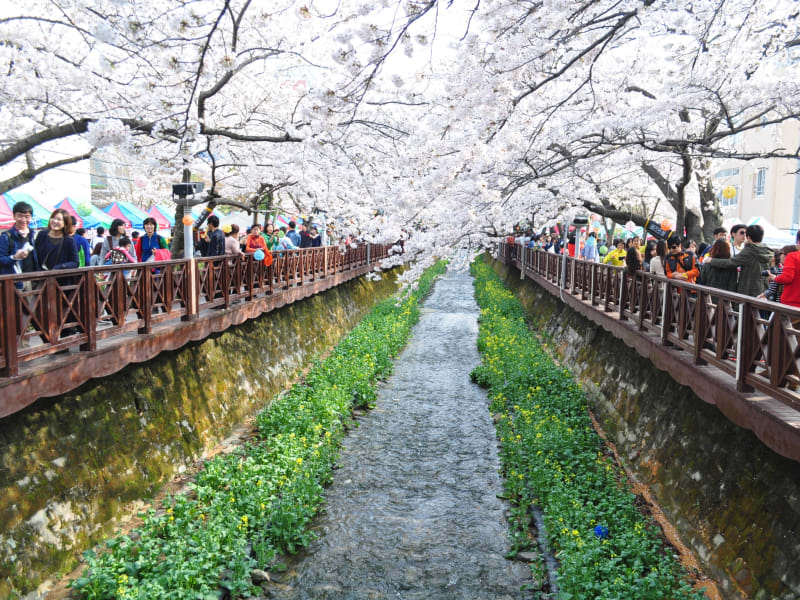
(269, 271), (530, 599)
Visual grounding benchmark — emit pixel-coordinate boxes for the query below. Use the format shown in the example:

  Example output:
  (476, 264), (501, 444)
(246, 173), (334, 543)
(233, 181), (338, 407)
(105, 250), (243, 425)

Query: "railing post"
(693, 290), (708, 365)
(182, 258), (198, 321)
(661, 280), (672, 345)
(324, 246), (329, 277)
(619, 271), (628, 321)
(80, 269), (97, 351)
(367, 243), (371, 266)
(139, 266), (153, 334)
(736, 301), (746, 391)
(0, 279), (19, 376)
(222, 257), (231, 307)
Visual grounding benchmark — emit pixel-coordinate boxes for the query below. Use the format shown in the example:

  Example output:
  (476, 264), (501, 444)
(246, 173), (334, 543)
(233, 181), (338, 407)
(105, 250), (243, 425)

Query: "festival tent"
(747, 216), (796, 248)
(55, 198), (113, 229)
(218, 211), (254, 230)
(148, 205), (175, 230)
(102, 200), (150, 229)
(0, 191), (54, 229)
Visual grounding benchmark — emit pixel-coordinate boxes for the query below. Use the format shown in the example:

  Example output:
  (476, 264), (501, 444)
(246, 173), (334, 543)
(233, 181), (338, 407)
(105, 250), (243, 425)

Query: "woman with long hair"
(34, 209), (79, 271)
(625, 246), (643, 275)
(648, 240), (667, 276)
(697, 239), (738, 291)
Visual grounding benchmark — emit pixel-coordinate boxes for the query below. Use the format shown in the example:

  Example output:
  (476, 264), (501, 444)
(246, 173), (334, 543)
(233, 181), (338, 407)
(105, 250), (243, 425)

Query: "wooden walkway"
(496, 244), (800, 463)
(0, 245), (393, 418)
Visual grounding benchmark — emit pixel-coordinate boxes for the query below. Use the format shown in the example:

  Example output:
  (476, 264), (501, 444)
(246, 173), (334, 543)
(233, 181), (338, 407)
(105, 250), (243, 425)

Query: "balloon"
(254, 249), (265, 261)
(593, 525), (609, 539)
(660, 219), (673, 231)
(76, 202), (93, 217)
(599, 245), (608, 255)
(221, 224), (232, 234)
(182, 215), (194, 226)
(625, 221), (635, 232)
(722, 185), (737, 199)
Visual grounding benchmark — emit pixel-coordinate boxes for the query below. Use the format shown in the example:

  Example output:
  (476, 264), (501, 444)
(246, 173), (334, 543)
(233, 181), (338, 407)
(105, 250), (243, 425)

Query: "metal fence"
(498, 243), (800, 411)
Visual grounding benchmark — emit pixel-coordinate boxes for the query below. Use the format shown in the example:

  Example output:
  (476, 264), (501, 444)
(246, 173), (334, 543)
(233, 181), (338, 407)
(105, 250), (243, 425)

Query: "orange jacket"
(245, 234), (267, 254)
(664, 251), (699, 283)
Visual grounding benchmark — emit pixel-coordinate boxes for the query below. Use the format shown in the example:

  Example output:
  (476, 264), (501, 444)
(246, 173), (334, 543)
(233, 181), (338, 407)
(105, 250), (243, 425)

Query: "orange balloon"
(182, 215), (194, 226)
(660, 219), (673, 231)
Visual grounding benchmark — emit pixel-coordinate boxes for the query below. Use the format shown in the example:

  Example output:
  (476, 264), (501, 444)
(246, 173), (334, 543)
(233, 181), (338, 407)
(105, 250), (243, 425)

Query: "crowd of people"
(0, 201), (326, 289)
(512, 222), (800, 310)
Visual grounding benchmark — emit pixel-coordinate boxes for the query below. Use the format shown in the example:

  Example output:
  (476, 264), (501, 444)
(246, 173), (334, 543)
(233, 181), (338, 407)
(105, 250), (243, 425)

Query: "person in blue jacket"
(0, 201), (39, 287)
(73, 228), (93, 267)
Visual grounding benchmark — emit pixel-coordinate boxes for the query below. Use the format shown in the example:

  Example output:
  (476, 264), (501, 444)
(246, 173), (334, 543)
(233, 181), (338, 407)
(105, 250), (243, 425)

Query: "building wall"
(714, 120), (800, 233)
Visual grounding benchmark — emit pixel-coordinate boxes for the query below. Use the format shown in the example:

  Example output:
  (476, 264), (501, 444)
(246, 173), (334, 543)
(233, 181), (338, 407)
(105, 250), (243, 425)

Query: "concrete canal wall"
(489, 256), (800, 600)
(0, 269), (401, 598)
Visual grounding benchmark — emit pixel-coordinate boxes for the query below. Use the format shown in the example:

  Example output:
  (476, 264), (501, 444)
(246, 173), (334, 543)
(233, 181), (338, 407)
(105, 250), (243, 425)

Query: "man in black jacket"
(199, 215), (226, 257)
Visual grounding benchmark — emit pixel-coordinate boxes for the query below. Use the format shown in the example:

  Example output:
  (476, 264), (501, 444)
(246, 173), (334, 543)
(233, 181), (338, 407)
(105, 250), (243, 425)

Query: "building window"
(755, 168), (767, 196)
(714, 168), (740, 179)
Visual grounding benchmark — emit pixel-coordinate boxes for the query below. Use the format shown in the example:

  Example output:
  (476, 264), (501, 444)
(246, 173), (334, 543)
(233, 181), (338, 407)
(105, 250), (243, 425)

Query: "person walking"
(73, 228), (93, 267)
(0, 200), (39, 286)
(224, 224), (242, 255)
(286, 220), (301, 247)
(198, 215), (226, 257)
(704, 224), (772, 297)
(101, 219), (130, 257)
(770, 234), (800, 309)
(648, 240), (667, 276)
(664, 237), (700, 283)
(697, 240), (738, 292)
(135, 217), (169, 262)
(35, 209), (79, 272)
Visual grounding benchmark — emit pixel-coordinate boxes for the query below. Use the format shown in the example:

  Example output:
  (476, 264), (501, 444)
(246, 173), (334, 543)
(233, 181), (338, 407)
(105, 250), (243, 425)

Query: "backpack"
(104, 249), (131, 265)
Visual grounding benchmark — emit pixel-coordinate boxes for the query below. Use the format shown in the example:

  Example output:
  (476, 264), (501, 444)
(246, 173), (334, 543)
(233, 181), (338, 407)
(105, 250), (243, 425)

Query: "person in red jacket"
(770, 234), (800, 308)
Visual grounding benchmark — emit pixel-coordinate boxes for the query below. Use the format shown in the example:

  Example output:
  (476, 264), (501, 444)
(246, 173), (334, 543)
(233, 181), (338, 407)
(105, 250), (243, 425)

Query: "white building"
(713, 119), (800, 235)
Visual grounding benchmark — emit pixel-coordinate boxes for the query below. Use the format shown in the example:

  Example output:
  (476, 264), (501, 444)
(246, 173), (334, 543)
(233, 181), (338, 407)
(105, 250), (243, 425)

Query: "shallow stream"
(268, 271), (531, 599)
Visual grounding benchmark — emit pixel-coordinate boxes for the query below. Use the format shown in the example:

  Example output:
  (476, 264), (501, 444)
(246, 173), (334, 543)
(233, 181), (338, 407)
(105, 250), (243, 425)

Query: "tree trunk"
(697, 159), (722, 243)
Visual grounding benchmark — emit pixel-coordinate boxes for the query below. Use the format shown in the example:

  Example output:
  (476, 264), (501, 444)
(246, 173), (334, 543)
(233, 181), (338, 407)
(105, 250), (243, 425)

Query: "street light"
(172, 182), (205, 258)
(560, 214), (589, 296)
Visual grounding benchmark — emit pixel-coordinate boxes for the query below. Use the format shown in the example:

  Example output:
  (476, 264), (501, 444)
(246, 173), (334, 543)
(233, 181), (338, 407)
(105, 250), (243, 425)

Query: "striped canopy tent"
(0, 191), (54, 229)
(55, 198), (113, 229)
(102, 200), (150, 229)
(148, 204), (175, 230)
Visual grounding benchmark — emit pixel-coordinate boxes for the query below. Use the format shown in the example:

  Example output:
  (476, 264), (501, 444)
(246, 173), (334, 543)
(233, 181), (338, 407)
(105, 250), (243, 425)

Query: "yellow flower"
(296, 457), (303, 465)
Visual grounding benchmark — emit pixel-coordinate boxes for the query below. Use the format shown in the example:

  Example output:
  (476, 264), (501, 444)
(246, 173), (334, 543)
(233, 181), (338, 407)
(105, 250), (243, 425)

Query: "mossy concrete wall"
(0, 269), (401, 598)
(489, 257), (800, 600)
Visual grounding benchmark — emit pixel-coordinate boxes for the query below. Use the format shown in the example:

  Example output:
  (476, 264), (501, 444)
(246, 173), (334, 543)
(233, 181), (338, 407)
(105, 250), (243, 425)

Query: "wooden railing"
(498, 243), (800, 412)
(0, 244), (391, 380)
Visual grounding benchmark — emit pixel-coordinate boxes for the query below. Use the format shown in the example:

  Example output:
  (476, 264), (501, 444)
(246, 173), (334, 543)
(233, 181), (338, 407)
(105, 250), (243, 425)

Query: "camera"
(761, 270), (770, 277)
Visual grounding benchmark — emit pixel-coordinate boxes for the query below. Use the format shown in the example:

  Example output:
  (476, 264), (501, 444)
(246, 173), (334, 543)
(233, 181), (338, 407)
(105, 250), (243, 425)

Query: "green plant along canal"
(70, 263), (707, 599)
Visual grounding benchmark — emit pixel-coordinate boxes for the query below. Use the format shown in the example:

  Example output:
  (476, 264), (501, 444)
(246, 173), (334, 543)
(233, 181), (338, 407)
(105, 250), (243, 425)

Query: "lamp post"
(172, 182), (205, 259)
(560, 213), (589, 295)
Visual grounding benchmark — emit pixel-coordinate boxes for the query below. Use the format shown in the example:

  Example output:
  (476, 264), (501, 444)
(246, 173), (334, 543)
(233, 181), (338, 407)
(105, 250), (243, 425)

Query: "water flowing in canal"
(268, 271), (531, 599)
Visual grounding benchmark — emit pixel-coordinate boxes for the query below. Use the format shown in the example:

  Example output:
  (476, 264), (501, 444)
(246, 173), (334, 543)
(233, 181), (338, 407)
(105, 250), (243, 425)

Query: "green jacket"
(706, 242), (774, 297)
